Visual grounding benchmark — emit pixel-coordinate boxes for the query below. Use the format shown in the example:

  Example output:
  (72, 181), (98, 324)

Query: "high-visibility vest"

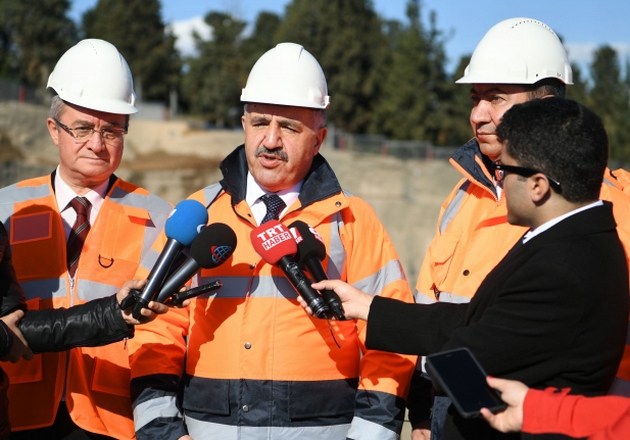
(130, 181), (416, 440)
(0, 175), (171, 438)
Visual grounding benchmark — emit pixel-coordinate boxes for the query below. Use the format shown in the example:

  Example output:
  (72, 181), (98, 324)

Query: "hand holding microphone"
(289, 221), (346, 320)
(250, 220), (329, 319)
(129, 200), (208, 318)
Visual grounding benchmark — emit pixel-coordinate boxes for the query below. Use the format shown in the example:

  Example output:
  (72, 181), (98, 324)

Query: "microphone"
(155, 223), (237, 303)
(131, 199), (208, 318)
(289, 221), (346, 320)
(250, 220), (329, 319)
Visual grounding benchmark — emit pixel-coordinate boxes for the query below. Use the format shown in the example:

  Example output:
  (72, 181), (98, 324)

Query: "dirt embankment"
(0, 101), (462, 281)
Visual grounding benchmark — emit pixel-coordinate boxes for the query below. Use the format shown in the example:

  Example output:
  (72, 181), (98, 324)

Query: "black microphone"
(250, 220), (329, 319)
(131, 200), (208, 318)
(155, 223), (237, 303)
(289, 221), (346, 320)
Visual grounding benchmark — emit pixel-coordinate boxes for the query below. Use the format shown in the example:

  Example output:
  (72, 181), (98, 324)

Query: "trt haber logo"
(211, 245), (233, 265)
(255, 224), (294, 251)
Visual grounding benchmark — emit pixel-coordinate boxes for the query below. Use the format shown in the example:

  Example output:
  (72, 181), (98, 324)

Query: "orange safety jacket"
(416, 139), (630, 394)
(129, 146), (417, 440)
(0, 173), (172, 438)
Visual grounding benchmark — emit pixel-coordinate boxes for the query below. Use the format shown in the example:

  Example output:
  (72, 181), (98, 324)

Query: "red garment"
(523, 387), (630, 439)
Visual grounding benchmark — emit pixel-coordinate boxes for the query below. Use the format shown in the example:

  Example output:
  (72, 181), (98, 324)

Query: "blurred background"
(0, 0), (629, 281)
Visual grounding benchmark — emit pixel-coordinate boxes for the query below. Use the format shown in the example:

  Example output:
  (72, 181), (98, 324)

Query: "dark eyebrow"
(70, 119), (125, 128)
(250, 115), (272, 124)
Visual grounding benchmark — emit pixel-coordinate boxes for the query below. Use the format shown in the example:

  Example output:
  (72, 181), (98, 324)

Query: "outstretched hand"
(298, 280), (373, 321)
(0, 309), (33, 362)
(480, 376), (528, 433)
(117, 280), (170, 325)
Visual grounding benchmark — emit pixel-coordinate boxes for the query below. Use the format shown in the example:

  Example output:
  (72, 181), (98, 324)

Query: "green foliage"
(181, 12), (247, 127)
(81, 0), (180, 102)
(275, 0), (388, 133)
(588, 46), (630, 162)
(0, 0), (628, 160)
(0, 0), (76, 85)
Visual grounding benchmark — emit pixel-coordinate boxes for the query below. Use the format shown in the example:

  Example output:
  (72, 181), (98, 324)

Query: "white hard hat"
(457, 18), (573, 85)
(241, 42), (330, 109)
(47, 39), (138, 114)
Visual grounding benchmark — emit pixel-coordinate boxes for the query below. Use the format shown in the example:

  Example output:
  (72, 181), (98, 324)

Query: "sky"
(68, 0), (630, 75)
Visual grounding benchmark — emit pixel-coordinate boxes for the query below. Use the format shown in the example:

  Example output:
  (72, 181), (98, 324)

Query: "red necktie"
(67, 197), (91, 277)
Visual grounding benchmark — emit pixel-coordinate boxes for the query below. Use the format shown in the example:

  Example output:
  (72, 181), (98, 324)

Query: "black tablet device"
(425, 347), (507, 418)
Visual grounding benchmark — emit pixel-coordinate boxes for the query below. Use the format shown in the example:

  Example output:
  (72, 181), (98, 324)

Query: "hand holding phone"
(426, 347), (507, 419)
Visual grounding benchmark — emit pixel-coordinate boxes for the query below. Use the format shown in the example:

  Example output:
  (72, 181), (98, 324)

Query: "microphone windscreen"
(190, 223), (238, 268)
(288, 221), (326, 264)
(250, 220), (297, 265)
(165, 200), (209, 246)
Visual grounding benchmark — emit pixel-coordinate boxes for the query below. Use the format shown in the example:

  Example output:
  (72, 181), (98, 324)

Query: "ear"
(529, 174), (552, 204)
(312, 127), (327, 156)
(47, 118), (60, 146)
(241, 114), (246, 130)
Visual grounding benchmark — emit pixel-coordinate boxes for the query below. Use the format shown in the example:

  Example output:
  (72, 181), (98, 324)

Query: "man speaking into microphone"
(129, 43), (416, 440)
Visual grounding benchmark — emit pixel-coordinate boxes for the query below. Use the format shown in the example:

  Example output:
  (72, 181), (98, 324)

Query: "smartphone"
(425, 347), (506, 418)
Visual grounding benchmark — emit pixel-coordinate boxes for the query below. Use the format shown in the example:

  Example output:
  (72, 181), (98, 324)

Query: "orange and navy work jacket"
(129, 146), (417, 440)
(0, 173), (172, 438)
(416, 139), (630, 395)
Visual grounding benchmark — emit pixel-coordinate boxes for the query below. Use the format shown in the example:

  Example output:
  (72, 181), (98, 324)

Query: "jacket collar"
(450, 139), (497, 198)
(521, 201), (617, 248)
(219, 145), (342, 210)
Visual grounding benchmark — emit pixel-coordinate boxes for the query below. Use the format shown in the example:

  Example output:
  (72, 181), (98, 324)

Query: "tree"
(370, 0), (452, 143)
(240, 12), (283, 72)
(439, 54), (474, 146)
(275, 0), (388, 133)
(588, 46), (630, 161)
(82, 0), (180, 103)
(0, 0), (76, 85)
(565, 63), (589, 105)
(181, 12), (246, 127)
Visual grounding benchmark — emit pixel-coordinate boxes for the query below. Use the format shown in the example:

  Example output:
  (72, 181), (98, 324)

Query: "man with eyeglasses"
(408, 17), (630, 440)
(0, 40), (172, 439)
(310, 97), (629, 440)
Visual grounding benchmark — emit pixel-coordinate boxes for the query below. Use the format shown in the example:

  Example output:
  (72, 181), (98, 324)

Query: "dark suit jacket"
(367, 202), (629, 440)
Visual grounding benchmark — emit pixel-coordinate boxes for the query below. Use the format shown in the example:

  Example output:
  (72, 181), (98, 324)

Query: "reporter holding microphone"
(128, 43), (416, 440)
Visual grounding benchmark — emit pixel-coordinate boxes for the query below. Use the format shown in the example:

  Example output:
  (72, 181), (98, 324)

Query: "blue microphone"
(131, 199), (208, 318)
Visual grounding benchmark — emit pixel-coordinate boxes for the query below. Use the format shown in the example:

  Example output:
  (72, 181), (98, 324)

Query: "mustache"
(255, 146), (288, 162)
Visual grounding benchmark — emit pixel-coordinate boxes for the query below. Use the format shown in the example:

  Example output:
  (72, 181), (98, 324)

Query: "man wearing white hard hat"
(409, 17), (630, 440)
(129, 42), (417, 440)
(0, 39), (172, 439)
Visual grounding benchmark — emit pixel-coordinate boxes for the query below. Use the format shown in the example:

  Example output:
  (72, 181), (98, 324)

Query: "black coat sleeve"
(18, 295), (134, 354)
(366, 295), (468, 355)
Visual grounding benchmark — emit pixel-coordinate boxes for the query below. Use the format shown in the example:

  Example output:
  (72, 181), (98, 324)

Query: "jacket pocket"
(288, 379), (356, 420)
(181, 377), (230, 415)
(428, 233), (461, 288)
(89, 342), (131, 397)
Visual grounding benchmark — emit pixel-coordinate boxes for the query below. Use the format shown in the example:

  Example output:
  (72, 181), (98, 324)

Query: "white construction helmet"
(47, 39), (138, 114)
(457, 17), (573, 85)
(241, 42), (330, 109)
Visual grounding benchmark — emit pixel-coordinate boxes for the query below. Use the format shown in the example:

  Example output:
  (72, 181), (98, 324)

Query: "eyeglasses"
(54, 119), (127, 144)
(493, 162), (561, 189)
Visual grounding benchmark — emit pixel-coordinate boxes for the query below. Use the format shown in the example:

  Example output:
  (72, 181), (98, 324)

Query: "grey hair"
(49, 95), (66, 120)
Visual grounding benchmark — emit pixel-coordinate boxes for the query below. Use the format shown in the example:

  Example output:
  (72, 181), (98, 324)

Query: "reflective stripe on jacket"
(416, 139), (630, 395)
(129, 146), (417, 440)
(0, 174), (171, 438)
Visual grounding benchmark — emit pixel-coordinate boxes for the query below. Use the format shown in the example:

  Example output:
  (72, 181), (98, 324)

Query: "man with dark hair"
(311, 98), (629, 440)
(411, 17), (630, 440)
